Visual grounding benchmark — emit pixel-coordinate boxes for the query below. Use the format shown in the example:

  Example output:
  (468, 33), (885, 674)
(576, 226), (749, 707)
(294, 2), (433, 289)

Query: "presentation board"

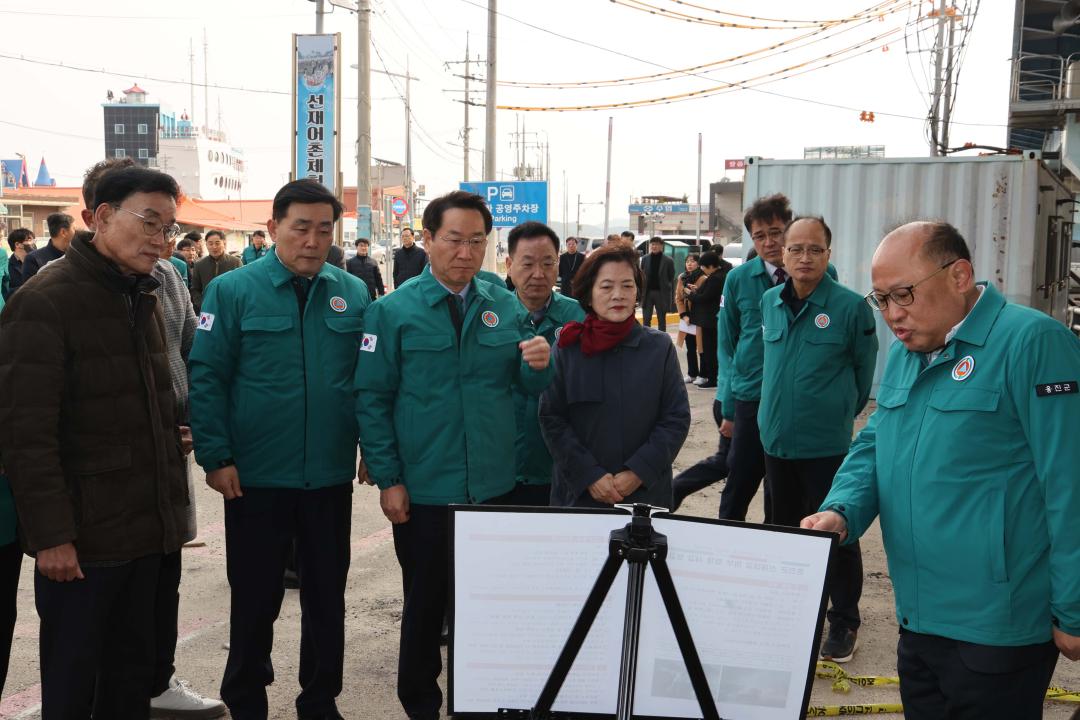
(449, 507), (834, 719)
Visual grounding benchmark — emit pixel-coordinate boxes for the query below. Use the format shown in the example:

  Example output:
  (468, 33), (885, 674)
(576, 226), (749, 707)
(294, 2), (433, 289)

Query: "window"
(114, 148), (126, 158)
(138, 148), (149, 159)
(137, 123), (148, 135)
(114, 123), (125, 134)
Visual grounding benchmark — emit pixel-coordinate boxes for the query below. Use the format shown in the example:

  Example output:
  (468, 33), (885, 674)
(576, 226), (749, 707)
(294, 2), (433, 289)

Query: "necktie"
(774, 268), (788, 286)
(447, 293), (464, 337)
(291, 276), (312, 314)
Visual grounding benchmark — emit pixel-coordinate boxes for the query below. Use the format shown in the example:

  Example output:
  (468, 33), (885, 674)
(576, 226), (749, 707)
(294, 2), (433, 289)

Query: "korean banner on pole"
(292, 34), (341, 198)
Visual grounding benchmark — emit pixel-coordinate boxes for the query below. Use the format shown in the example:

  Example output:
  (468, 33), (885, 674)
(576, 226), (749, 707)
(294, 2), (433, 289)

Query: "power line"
(0, 8), (309, 20)
(456, 0), (1007, 128)
(0, 118), (101, 142)
(611, 0), (905, 30)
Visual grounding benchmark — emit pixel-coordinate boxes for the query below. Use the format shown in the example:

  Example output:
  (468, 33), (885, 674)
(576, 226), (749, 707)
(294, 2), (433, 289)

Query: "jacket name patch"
(1035, 381), (1077, 397)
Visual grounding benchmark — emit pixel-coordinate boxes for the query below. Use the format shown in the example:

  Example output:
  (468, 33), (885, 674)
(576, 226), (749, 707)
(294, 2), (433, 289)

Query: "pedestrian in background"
(190, 229), (241, 312)
(346, 237), (385, 300)
(541, 245), (690, 509)
(190, 179), (369, 720)
(759, 216), (877, 664)
(241, 229), (270, 265)
(392, 227), (427, 288)
(684, 251), (730, 389)
(640, 236), (675, 332)
(20, 213), (73, 283)
(2, 228), (35, 299)
(557, 236), (584, 295)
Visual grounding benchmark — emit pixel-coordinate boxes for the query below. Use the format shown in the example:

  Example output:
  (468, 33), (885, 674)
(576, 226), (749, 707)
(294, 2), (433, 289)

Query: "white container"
(743, 152), (1074, 390)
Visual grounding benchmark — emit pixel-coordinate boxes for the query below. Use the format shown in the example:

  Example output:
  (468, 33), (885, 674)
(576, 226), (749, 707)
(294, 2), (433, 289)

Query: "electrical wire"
(611, 0), (905, 30)
(659, 0), (911, 24)
(499, 25), (906, 111)
(456, 0), (1007, 126)
(502, 0), (911, 88)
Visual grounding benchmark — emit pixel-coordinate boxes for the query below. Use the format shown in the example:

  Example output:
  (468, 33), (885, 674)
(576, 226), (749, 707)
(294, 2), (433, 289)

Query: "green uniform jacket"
(189, 247), (370, 489)
(758, 275), (878, 459)
(821, 283), (1080, 645)
(355, 266), (554, 504)
(242, 245), (270, 265)
(514, 293), (585, 486)
(168, 255), (188, 283)
(716, 257), (836, 418)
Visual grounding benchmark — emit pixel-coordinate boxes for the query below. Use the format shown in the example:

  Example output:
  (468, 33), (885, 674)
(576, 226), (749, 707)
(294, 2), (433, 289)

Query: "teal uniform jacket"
(821, 283), (1080, 645)
(758, 275), (878, 459)
(716, 257), (836, 419)
(514, 293), (585, 486)
(168, 255), (188, 283)
(190, 247), (370, 489)
(242, 245), (270, 265)
(355, 266), (554, 505)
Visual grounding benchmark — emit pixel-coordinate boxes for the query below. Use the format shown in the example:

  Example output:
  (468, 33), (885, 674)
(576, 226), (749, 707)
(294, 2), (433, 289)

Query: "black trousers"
(698, 326), (718, 384)
(36, 553), (161, 720)
(717, 399), (771, 523)
(764, 453), (862, 631)
(896, 630), (1059, 719)
(152, 549), (183, 696)
(222, 483), (352, 720)
(684, 332), (699, 379)
(505, 482), (552, 507)
(671, 400), (729, 511)
(0, 540), (22, 696)
(642, 290), (667, 332)
(393, 492), (512, 719)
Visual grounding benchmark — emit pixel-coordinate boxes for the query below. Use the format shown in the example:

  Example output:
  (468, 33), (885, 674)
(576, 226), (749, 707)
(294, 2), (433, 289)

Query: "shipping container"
(742, 152), (1075, 391)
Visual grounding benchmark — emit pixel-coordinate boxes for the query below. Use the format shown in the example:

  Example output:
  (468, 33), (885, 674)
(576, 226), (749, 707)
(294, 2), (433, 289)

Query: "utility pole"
(940, 8), (957, 152)
(189, 39), (196, 127)
(203, 28), (210, 134)
(357, 0), (372, 243)
(484, 0), (497, 272)
(602, 117), (613, 239)
(928, 0), (947, 156)
(373, 64), (419, 227)
(464, 34), (471, 181)
(315, 0), (325, 33)
(696, 132), (702, 240)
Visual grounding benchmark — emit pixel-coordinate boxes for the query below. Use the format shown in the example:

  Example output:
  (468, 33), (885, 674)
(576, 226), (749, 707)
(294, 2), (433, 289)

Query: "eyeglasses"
(751, 228), (784, 243)
(864, 259), (958, 311)
(437, 234), (487, 250)
(784, 245), (827, 258)
(517, 259), (558, 272)
(115, 207), (181, 240)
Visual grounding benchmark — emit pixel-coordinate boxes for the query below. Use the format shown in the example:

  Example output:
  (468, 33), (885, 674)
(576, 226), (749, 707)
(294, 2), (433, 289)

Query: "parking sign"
(459, 181), (548, 228)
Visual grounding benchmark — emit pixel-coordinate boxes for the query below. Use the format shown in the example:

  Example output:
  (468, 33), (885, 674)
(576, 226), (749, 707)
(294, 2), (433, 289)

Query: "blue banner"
(294, 34), (337, 195)
(628, 203), (691, 213)
(459, 181), (548, 228)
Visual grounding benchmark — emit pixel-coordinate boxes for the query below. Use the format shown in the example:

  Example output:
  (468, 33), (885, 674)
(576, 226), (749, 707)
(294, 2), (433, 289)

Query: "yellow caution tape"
(805, 705), (904, 716)
(816, 661), (899, 694)
(1046, 686), (1080, 703)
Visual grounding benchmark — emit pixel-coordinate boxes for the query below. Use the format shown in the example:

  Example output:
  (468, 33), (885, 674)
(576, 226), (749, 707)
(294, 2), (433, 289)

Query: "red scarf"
(558, 313), (636, 357)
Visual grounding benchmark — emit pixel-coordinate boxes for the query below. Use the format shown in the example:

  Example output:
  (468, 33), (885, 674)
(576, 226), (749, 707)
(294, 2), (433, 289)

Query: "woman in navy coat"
(540, 246), (691, 509)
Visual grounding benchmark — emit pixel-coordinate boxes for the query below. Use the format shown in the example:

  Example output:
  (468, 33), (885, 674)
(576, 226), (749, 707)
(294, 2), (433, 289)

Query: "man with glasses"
(190, 229), (241, 313)
(758, 216), (877, 664)
(355, 191), (552, 720)
(0, 166), (190, 717)
(2, 228), (35, 299)
(504, 221), (585, 505)
(804, 221), (1080, 717)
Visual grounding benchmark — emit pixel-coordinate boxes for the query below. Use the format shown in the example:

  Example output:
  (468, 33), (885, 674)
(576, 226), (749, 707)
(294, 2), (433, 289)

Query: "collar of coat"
(770, 271), (835, 312)
(416, 264), (500, 308)
(261, 245), (341, 289)
(68, 232), (160, 295)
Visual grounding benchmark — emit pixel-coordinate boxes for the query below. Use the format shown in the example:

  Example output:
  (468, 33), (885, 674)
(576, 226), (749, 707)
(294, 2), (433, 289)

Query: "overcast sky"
(0, 0), (1013, 228)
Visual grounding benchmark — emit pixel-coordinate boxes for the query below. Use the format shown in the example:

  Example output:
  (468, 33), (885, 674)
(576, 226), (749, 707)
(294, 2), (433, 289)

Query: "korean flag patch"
(360, 333), (378, 352)
(197, 312), (215, 332)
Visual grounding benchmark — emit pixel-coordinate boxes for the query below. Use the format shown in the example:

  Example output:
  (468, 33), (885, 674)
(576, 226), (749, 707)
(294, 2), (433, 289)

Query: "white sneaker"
(683, 375), (695, 383)
(150, 676), (227, 718)
(692, 377), (707, 386)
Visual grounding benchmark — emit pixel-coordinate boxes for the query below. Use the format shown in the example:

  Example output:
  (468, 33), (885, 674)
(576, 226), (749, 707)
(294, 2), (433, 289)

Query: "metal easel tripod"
(523, 503), (721, 720)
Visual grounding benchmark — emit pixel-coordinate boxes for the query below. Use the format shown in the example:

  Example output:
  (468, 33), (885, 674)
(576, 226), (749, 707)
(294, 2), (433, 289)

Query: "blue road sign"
(459, 181), (548, 228)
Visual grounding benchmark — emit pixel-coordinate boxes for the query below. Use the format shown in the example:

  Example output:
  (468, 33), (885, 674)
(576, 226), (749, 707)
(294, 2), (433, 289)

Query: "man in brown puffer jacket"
(0, 165), (189, 719)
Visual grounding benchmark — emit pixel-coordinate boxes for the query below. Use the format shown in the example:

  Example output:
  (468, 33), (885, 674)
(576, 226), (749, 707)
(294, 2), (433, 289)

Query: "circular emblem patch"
(951, 355), (975, 381)
(814, 313), (831, 329)
(481, 310), (499, 328)
(329, 296), (347, 313)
